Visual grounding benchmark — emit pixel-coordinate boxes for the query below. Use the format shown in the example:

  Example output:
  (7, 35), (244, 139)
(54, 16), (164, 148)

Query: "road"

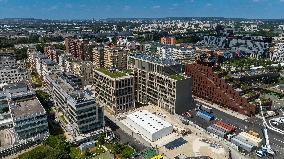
(191, 100), (284, 159)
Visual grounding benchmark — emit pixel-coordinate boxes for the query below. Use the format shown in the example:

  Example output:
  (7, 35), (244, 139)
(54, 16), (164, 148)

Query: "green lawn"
(96, 68), (127, 78)
(169, 74), (185, 80)
(31, 71), (43, 87)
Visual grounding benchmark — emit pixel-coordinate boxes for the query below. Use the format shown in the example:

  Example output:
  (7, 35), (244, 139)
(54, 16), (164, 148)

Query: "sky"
(0, 0), (284, 19)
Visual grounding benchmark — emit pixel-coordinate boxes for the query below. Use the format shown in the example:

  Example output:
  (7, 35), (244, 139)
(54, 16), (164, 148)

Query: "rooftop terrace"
(129, 53), (180, 66)
(96, 68), (129, 78)
(169, 74), (186, 80)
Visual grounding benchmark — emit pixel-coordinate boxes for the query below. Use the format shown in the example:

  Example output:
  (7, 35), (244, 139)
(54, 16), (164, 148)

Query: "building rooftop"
(10, 97), (45, 119)
(48, 72), (93, 103)
(127, 110), (172, 134)
(2, 82), (28, 91)
(169, 74), (186, 80)
(129, 53), (180, 66)
(96, 68), (130, 78)
(42, 59), (57, 66)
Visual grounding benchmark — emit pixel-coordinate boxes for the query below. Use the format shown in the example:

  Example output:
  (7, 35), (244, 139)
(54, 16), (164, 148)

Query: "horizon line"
(1, 16), (284, 21)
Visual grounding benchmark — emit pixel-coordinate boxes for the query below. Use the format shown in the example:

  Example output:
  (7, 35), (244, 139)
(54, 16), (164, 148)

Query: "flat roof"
(129, 54), (180, 66)
(96, 68), (131, 79)
(10, 98), (45, 118)
(2, 82), (27, 91)
(127, 110), (172, 134)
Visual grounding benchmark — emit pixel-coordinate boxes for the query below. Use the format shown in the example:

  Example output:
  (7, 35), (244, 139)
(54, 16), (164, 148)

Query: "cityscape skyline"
(2, 1), (284, 158)
(1, 0), (284, 20)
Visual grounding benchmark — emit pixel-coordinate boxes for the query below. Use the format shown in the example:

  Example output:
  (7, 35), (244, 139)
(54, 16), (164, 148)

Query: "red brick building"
(44, 46), (63, 63)
(64, 37), (93, 61)
(185, 64), (257, 116)
(160, 37), (176, 45)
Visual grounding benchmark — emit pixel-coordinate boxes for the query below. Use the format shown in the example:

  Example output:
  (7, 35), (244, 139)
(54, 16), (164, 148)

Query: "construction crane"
(258, 101), (275, 157)
(262, 127), (275, 156)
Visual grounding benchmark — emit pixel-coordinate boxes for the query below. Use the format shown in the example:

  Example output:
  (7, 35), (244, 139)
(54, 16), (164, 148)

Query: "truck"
(196, 111), (215, 121)
(215, 121), (236, 133)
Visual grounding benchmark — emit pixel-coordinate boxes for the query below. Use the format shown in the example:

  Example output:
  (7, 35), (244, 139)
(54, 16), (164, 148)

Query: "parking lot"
(191, 100), (284, 159)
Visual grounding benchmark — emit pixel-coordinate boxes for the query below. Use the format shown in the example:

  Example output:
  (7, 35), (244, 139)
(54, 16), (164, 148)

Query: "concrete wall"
(175, 77), (193, 115)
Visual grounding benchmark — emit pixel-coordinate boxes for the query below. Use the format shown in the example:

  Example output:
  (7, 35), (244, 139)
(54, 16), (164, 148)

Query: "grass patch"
(169, 74), (185, 80)
(97, 68), (128, 78)
(31, 71), (43, 87)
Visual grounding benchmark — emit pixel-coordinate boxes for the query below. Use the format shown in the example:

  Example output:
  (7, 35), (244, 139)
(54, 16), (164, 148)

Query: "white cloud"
(152, 5), (161, 9)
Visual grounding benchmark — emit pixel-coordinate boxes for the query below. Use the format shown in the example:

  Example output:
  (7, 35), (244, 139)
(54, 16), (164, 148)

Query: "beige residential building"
(104, 46), (128, 70)
(128, 54), (193, 115)
(69, 61), (94, 86)
(92, 68), (135, 114)
(92, 45), (104, 68)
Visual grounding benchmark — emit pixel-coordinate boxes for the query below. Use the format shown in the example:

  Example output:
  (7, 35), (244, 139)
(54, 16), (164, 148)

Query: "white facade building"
(157, 46), (195, 63)
(0, 54), (29, 84)
(124, 110), (173, 141)
(271, 43), (284, 62)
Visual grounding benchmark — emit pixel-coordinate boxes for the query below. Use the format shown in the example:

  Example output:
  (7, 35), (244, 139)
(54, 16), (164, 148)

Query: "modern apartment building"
(41, 59), (60, 80)
(65, 37), (94, 61)
(92, 44), (105, 68)
(58, 53), (73, 72)
(160, 37), (177, 45)
(157, 46), (195, 64)
(46, 72), (104, 139)
(104, 46), (128, 70)
(2, 82), (49, 140)
(128, 54), (193, 115)
(185, 64), (257, 116)
(44, 46), (64, 63)
(27, 47), (38, 65)
(69, 61), (94, 86)
(58, 53), (94, 86)
(10, 97), (49, 140)
(34, 52), (60, 79)
(92, 68), (135, 114)
(0, 54), (29, 84)
(0, 92), (13, 130)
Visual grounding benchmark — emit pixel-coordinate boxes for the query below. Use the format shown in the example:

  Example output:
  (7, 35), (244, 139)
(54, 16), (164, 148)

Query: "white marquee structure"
(124, 110), (173, 142)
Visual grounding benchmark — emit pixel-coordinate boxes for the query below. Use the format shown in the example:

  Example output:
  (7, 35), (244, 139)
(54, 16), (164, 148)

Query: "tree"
(36, 90), (50, 107)
(85, 148), (92, 157)
(36, 43), (46, 53)
(96, 133), (106, 145)
(70, 147), (85, 159)
(113, 143), (123, 154)
(121, 146), (134, 159)
(14, 47), (28, 60)
(43, 135), (71, 153)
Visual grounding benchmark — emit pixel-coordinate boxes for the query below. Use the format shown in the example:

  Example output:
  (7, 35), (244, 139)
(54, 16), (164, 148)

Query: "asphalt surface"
(189, 101), (284, 159)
